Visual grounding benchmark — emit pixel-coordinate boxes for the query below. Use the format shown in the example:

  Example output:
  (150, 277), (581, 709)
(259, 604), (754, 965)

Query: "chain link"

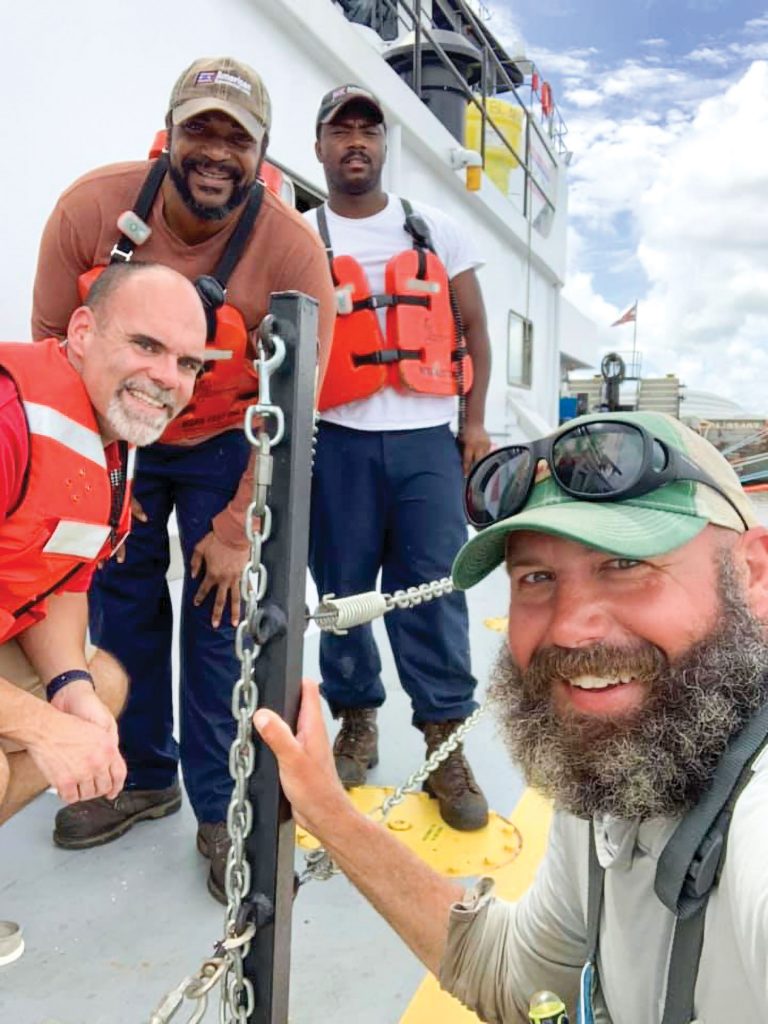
(299, 703), (486, 886)
(220, 324), (286, 1023)
(147, 320), (286, 1024)
(384, 577), (454, 611)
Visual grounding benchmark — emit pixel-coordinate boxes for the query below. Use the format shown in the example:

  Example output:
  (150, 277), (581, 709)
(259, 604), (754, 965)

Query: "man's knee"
(88, 648), (129, 718)
(0, 749), (9, 816)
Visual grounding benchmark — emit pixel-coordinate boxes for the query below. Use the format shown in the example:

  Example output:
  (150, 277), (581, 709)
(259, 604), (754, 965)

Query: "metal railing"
(339, 0), (570, 226)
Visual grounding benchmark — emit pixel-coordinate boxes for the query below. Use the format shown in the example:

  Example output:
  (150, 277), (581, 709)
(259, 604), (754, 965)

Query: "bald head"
(66, 262), (207, 445)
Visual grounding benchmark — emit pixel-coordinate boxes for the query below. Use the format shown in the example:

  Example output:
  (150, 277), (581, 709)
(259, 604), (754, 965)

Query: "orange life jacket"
(315, 199), (473, 412)
(0, 340), (133, 641)
(77, 154), (265, 443)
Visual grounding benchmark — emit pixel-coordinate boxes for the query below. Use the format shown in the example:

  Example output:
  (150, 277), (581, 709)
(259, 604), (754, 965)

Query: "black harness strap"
(109, 156), (169, 263)
(584, 699), (768, 1024)
(211, 181), (265, 289)
(353, 349), (422, 367)
(656, 699), (768, 1024)
(585, 827), (604, 968)
(315, 204), (335, 264)
(402, 198), (468, 437)
(351, 294), (429, 312)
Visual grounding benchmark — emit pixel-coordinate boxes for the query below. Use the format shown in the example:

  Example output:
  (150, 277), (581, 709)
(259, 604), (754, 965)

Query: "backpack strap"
(655, 698), (768, 918)
(582, 699), (768, 1024)
(109, 156), (168, 263)
(655, 699), (768, 1023)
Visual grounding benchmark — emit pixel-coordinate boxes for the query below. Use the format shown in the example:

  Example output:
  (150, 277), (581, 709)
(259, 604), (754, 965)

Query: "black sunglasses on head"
(464, 420), (749, 531)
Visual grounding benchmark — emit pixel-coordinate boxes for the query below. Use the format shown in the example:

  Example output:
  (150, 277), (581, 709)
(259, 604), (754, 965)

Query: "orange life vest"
(0, 340), (133, 641)
(315, 199), (473, 412)
(77, 155), (264, 443)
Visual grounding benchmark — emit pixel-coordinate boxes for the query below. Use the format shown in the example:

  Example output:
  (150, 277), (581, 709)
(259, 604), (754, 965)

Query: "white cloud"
(685, 46), (732, 65)
(629, 62), (768, 408)
(484, 2), (768, 410)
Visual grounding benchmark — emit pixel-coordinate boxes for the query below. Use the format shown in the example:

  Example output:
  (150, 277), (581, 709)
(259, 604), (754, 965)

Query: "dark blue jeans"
(89, 430), (251, 823)
(309, 422), (477, 724)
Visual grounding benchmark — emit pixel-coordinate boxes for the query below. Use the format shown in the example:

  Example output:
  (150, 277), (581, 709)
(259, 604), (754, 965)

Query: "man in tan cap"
(31, 57), (335, 904)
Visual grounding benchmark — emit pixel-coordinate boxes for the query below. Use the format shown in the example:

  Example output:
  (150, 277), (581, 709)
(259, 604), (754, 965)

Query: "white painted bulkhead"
(7, 0), (569, 438)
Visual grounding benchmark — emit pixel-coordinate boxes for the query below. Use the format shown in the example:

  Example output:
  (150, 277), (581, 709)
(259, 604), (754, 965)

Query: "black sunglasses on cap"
(465, 420), (749, 531)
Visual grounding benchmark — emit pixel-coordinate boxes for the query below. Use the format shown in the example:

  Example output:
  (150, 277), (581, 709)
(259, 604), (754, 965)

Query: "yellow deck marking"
(297, 787), (524, 876)
(483, 616), (509, 632)
(399, 788), (553, 1023)
(294, 786), (552, 1022)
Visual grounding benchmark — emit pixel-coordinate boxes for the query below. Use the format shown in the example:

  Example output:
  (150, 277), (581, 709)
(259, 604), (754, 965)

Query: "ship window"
(507, 311), (533, 388)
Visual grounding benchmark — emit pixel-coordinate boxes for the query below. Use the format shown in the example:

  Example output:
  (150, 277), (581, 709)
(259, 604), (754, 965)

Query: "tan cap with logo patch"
(168, 57), (271, 142)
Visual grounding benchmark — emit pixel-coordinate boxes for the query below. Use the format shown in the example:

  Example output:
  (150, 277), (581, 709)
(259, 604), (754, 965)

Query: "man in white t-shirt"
(303, 85), (492, 831)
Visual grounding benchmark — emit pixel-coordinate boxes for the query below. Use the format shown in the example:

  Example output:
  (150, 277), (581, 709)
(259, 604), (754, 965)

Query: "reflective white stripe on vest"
(24, 402), (106, 468)
(126, 446), (136, 482)
(42, 520), (111, 560)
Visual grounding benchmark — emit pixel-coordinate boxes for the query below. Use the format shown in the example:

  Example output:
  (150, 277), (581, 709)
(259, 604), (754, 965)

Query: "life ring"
(541, 82), (553, 117)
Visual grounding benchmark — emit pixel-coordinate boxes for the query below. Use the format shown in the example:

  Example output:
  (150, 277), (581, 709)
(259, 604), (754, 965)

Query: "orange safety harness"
(315, 199), (472, 429)
(77, 154), (264, 443)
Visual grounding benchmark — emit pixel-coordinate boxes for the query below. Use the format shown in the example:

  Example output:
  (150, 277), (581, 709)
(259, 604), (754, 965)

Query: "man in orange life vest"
(0, 262), (207, 963)
(31, 57), (334, 903)
(305, 85), (492, 830)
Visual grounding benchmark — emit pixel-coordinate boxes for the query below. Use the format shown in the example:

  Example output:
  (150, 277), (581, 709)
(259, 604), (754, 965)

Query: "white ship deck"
(1, 564), (527, 1024)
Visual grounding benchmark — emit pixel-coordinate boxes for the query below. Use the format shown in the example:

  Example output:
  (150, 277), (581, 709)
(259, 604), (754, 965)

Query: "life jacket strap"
(352, 349), (422, 367)
(351, 293), (430, 312)
(109, 155), (169, 263)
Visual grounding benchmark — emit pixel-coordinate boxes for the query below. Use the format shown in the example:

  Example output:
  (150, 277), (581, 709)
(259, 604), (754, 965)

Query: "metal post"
(243, 291), (318, 1024)
(414, 0), (422, 99)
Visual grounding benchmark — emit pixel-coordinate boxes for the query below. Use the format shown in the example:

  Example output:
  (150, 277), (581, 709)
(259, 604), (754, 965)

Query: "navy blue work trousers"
(309, 422), (477, 723)
(89, 430), (251, 824)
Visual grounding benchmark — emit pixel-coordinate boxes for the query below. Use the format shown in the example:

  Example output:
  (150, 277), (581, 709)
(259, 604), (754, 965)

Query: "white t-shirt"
(304, 193), (483, 431)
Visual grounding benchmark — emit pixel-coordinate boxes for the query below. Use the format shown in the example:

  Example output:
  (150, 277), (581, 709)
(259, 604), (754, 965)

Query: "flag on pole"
(611, 302), (637, 327)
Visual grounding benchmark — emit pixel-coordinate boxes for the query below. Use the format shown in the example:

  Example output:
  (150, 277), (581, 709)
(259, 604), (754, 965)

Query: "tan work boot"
(333, 708), (379, 789)
(420, 721), (489, 832)
(53, 782), (182, 849)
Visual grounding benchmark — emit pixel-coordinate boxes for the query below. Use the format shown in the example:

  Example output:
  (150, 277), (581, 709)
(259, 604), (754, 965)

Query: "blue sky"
(485, 2), (768, 412)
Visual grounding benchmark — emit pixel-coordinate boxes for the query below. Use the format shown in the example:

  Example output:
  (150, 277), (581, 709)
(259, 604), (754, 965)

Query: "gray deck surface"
(1, 567), (522, 1023)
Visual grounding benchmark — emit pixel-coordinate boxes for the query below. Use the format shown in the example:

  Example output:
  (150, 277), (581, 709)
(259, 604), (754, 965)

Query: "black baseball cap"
(316, 84), (385, 128)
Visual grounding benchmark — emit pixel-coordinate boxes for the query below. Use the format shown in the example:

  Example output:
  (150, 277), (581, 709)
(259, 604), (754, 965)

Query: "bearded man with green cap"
(254, 411), (768, 1022)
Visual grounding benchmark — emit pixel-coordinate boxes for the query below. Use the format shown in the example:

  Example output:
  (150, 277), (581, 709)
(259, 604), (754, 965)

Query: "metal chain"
(299, 703), (486, 885)
(147, 317), (286, 1024)
(384, 577), (454, 611)
(221, 318), (286, 1023)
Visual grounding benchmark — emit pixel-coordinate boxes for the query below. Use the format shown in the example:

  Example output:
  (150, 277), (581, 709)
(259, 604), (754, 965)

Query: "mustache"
(342, 150), (371, 164)
(181, 155), (242, 182)
(523, 642), (667, 693)
(118, 377), (175, 414)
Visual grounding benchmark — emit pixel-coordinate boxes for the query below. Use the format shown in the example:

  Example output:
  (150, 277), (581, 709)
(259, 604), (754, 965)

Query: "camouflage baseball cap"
(452, 411), (758, 590)
(168, 57), (271, 142)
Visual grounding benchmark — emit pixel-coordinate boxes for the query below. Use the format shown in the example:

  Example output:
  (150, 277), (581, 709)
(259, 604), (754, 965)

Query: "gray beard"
(489, 551), (768, 820)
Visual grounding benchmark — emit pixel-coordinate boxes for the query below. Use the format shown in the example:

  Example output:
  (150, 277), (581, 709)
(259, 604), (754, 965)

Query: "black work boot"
(332, 708), (379, 789)
(53, 782), (182, 849)
(197, 822), (230, 906)
(420, 721), (489, 832)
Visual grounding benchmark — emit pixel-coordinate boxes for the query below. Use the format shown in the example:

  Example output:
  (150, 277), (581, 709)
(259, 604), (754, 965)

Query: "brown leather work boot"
(52, 782), (182, 849)
(332, 708), (379, 789)
(420, 721), (489, 832)
(197, 822), (230, 906)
